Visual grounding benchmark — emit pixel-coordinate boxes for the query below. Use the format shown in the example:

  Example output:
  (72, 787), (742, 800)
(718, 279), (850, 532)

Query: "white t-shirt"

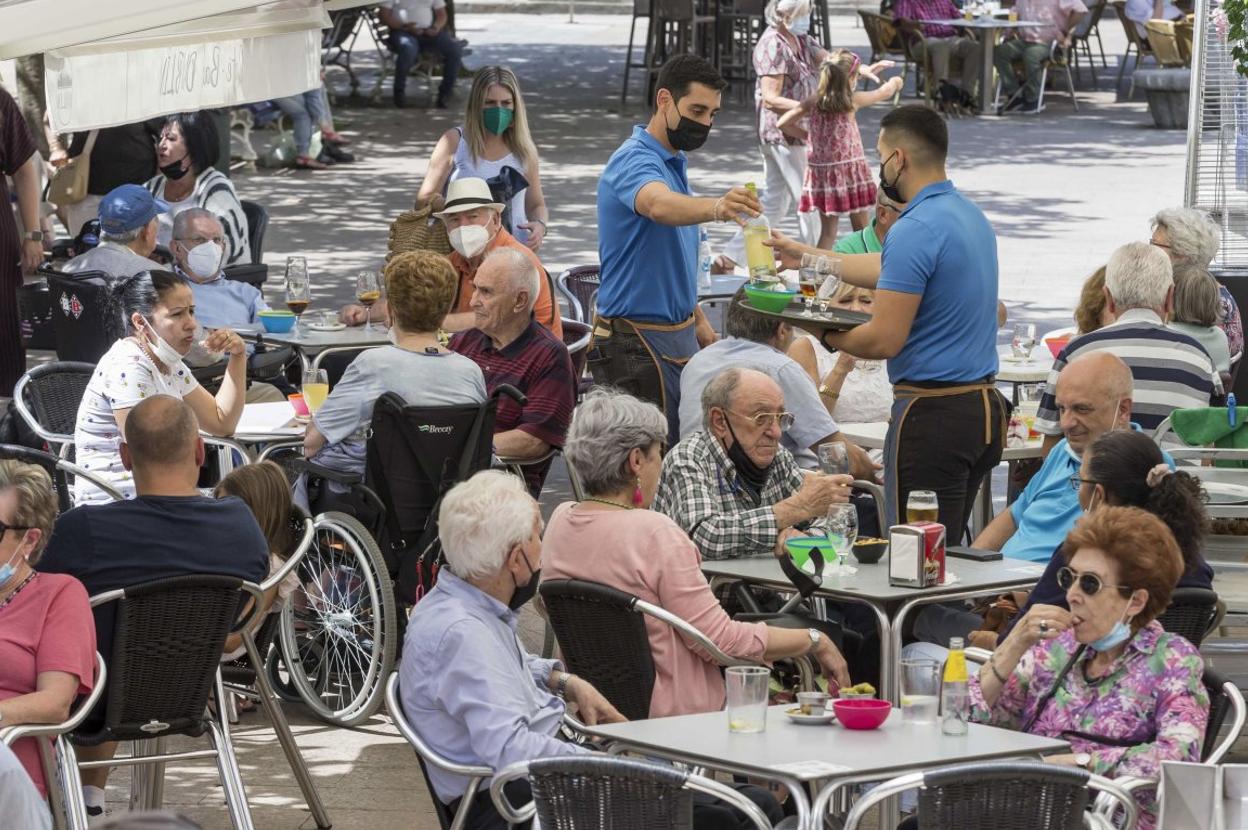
(384, 0), (444, 30)
(73, 338), (200, 504)
(155, 194), (196, 249)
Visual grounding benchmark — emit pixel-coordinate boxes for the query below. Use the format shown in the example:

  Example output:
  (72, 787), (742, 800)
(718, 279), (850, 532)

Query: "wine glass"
(1011, 323), (1037, 360)
(302, 368), (329, 414)
(817, 441), (850, 476)
(285, 257), (311, 338)
(825, 503), (858, 569)
(356, 271), (382, 332)
(798, 254), (821, 317)
(815, 257), (842, 315)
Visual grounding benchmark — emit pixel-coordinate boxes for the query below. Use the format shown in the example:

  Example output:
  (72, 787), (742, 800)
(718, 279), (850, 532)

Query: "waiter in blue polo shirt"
(771, 105), (1006, 539)
(593, 54), (761, 442)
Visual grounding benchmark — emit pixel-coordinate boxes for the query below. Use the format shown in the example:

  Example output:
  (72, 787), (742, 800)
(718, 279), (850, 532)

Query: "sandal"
(294, 155), (329, 170)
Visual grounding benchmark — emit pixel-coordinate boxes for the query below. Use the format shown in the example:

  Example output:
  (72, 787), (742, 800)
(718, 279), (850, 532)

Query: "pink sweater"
(541, 503), (769, 718)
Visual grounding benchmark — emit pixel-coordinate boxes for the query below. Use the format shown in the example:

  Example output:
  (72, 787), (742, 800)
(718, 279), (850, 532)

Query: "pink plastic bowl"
(833, 698), (891, 730)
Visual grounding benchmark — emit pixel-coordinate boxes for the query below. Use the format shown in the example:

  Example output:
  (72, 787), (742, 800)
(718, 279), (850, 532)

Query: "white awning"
(0, 0), (332, 132)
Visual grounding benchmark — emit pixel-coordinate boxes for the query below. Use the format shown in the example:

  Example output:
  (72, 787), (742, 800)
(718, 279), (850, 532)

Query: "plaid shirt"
(893, 0), (960, 38)
(652, 429), (812, 560)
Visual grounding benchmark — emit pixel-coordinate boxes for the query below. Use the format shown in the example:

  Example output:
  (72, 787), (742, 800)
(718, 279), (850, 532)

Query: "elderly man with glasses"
(653, 367), (852, 560)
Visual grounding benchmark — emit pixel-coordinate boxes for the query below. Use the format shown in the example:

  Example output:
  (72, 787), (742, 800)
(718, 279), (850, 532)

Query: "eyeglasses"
(0, 521), (32, 542)
(1068, 475), (1098, 492)
(729, 410), (795, 430)
(879, 203), (901, 214)
(1056, 566), (1133, 597)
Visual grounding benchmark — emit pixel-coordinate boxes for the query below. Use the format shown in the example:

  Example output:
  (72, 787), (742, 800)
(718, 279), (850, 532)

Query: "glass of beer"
(302, 369), (330, 414)
(907, 490), (939, 523)
(285, 257), (311, 338)
(798, 254), (821, 317)
(356, 271), (382, 332)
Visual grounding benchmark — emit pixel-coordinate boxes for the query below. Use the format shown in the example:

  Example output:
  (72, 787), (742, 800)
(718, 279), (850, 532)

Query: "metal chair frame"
(1152, 414), (1248, 463)
(12, 362), (95, 457)
(490, 756), (776, 829)
(1, 653), (107, 830)
(554, 265), (600, 324)
(992, 39), (1080, 112)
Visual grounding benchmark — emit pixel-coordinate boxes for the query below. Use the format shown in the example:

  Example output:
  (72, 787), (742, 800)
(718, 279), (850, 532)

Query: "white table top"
(239, 324), (392, 354)
(840, 421), (1045, 461)
(583, 704), (1067, 783)
(699, 275), (748, 302)
(702, 555), (1045, 603)
(997, 348), (1052, 383)
(232, 401), (304, 443)
(920, 17), (1042, 27)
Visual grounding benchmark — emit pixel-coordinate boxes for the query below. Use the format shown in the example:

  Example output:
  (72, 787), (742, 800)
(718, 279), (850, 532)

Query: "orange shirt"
(449, 227), (563, 339)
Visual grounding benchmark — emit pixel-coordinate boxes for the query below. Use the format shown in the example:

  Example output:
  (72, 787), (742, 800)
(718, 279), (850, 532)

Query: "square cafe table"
(701, 555), (1045, 704)
(581, 704), (1068, 830)
(918, 18), (1044, 114)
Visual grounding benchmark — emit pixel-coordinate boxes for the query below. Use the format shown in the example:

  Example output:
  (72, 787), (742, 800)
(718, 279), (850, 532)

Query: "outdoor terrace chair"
(1143, 19), (1187, 67)
(490, 756), (778, 830)
(859, 10), (911, 89)
(1070, 0), (1109, 86)
(555, 265), (600, 324)
(993, 40), (1079, 113)
(13, 361), (94, 458)
(1113, 2), (1156, 97)
(833, 759), (1139, 830)
(1156, 587), (1224, 648)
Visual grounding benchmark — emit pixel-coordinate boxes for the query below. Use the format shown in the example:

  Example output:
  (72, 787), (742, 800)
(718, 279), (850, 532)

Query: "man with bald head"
(37, 395), (269, 814)
(654, 367), (854, 561)
(450, 248), (575, 495)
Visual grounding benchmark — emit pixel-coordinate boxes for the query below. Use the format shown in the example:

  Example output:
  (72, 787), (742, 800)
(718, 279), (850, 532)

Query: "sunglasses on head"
(1056, 566), (1133, 597)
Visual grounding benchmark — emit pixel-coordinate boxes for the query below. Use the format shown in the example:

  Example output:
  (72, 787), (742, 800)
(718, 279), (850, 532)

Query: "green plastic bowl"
(743, 282), (798, 314)
(785, 536), (835, 570)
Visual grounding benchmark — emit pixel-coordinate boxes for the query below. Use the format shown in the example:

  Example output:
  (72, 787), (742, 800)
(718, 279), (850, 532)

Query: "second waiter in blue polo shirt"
(594, 55), (762, 442)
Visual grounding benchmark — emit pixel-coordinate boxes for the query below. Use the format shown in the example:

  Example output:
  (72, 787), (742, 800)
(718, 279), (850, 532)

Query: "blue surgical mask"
(1088, 609), (1133, 652)
(789, 15), (811, 34)
(0, 550), (21, 588)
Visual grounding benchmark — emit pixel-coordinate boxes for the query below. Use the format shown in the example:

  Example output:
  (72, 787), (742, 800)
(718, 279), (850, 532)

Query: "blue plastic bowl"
(258, 311), (297, 333)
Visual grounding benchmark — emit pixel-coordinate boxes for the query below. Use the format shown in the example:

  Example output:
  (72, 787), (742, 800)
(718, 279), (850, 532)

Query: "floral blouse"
(753, 27), (820, 146)
(968, 621), (1208, 829)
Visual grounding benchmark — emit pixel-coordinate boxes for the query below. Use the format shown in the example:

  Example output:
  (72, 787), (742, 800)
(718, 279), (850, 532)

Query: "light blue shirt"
(398, 571), (587, 803)
(1003, 424), (1171, 562)
(184, 271), (269, 329)
(877, 180), (999, 384)
(596, 125), (699, 323)
(677, 337), (838, 470)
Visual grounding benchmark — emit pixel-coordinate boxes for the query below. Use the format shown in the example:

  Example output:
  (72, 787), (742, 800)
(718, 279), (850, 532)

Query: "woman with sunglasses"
(966, 506), (1208, 829)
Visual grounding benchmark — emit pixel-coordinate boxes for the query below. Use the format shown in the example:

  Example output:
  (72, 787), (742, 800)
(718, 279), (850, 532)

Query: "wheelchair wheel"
(277, 511), (397, 727)
(264, 643), (302, 704)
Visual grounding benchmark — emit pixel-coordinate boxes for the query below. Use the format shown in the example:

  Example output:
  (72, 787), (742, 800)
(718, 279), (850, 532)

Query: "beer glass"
(906, 490), (939, 524)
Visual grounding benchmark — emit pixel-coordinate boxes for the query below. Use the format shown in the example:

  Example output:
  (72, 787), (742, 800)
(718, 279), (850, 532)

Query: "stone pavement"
(95, 10), (1203, 828)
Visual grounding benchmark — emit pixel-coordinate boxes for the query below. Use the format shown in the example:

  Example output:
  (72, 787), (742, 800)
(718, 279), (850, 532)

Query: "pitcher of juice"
(742, 183), (777, 282)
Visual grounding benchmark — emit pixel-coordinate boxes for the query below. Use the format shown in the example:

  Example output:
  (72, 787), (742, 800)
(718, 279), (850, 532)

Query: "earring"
(632, 478), (643, 507)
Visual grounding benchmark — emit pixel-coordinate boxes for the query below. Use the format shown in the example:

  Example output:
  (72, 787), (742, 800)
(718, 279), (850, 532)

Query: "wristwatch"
(807, 628), (822, 653)
(1074, 752), (1092, 768)
(23, 230), (43, 242)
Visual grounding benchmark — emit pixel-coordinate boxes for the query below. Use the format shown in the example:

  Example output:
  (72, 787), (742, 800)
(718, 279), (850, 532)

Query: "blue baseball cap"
(98, 184), (170, 235)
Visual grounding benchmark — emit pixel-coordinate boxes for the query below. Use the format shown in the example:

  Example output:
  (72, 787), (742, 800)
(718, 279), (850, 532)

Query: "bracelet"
(987, 655), (1009, 685)
(532, 218), (548, 230)
(556, 672), (573, 699)
(818, 385), (838, 398)
(713, 197), (725, 223)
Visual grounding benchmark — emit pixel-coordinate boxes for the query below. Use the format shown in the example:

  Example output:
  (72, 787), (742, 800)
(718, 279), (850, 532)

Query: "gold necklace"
(581, 497), (634, 511)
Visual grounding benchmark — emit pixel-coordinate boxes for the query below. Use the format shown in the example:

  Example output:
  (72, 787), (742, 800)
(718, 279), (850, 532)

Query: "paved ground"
(91, 10), (1212, 829)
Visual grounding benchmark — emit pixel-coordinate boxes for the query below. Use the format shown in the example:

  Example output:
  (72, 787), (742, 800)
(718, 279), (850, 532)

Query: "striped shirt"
(1034, 309), (1219, 435)
(449, 320), (575, 493)
(144, 168), (252, 266)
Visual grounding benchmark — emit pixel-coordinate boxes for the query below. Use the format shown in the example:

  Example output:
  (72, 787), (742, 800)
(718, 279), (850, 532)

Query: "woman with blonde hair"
(413, 66), (548, 250)
(1073, 266), (1109, 335)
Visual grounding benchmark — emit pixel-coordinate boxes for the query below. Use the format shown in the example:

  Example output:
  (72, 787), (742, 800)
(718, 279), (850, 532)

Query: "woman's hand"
(340, 304), (367, 326)
(813, 637), (852, 690)
(1043, 753), (1084, 767)
(48, 147), (70, 168)
(20, 239), (43, 274)
(1009, 604), (1073, 649)
(518, 220), (545, 251)
(203, 328), (246, 358)
(764, 230), (806, 271)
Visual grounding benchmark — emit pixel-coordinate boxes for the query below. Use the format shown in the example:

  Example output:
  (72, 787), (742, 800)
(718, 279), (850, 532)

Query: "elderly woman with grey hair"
(1169, 262), (1231, 374)
(1151, 207), (1243, 361)
(541, 387), (851, 720)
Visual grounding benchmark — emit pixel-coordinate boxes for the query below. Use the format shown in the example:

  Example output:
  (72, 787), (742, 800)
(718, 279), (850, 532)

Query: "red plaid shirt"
(894, 0), (960, 38)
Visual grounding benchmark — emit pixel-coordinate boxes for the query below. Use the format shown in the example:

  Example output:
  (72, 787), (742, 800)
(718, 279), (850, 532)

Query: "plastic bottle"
(698, 227), (713, 289)
(941, 636), (969, 735)
(741, 183), (777, 282)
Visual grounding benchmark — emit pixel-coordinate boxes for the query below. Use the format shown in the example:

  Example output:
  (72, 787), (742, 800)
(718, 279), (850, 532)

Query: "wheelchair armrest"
(287, 456), (365, 486)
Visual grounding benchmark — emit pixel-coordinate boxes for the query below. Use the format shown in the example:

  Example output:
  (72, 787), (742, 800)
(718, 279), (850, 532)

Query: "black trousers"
(445, 779), (784, 830)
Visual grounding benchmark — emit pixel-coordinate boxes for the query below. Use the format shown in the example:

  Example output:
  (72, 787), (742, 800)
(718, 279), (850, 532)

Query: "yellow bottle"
(941, 636), (969, 735)
(741, 183), (777, 282)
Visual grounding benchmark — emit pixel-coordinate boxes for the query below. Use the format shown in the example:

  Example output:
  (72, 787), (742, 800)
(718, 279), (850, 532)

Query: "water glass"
(1011, 323), (1037, 360)
(815, 258), (843, 315)
(900, 659), (941, 724)
(725, 666), (770, 733)
(825, 503), (858, 567)
(817, 441), (850, 476)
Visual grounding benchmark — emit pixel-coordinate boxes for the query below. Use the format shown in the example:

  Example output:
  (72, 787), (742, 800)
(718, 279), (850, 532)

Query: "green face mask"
(482, 106), (514, 135)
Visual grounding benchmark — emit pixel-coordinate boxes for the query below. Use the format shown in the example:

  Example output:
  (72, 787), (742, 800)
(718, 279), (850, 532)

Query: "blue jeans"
(387, 29), (462, 101)
(273, 87), (332, 155)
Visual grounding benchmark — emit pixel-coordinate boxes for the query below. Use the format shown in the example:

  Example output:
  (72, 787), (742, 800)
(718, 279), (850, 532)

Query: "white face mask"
(141, 317), (185, 367)
(448, 224), (491, 259)
(185, 241), (224, 281)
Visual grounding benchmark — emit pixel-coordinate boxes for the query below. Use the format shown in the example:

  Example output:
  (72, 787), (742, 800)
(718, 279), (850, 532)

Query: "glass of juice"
(302, 369), (330, 414)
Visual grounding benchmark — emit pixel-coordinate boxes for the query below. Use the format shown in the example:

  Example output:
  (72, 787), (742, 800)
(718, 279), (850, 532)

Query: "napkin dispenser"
(888, 522), (946, 587)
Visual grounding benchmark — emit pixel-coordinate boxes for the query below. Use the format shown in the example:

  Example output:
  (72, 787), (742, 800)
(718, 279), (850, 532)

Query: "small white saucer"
(308, 322), (347, 332)
(784, 707), (835, 725)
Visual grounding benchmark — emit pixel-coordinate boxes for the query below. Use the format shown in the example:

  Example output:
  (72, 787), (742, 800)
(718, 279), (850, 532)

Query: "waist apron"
(882, 378), (1007, 528)
(589, 314), (699, 444)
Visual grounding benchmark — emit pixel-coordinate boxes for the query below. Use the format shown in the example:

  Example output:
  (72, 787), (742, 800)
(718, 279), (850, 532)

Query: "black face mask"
(161, 155), (191, 181)
(508, 549), (541, 611)
(665, 102), (712, 152)
(878, 150), (905, 203)
(723, 416), (771, 493)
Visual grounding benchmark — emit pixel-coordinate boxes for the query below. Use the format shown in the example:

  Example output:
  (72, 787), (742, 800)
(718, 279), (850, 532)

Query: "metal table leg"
(979, 28), (999, 114)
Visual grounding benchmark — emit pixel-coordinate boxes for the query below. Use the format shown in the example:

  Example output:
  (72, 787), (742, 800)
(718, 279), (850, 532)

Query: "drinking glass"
(798, 254), (821, 317)
(817, 441), (850, 476)
(899, 659), (942, 723)
(356, 271), (382, 332)
(825, 503), (858, 568)
(906, 490), (939, 524)
(815, 257), (842, 315)
(302, 369), (329, 414)
(725, 666), (770, 733)
(1011, 323), (1037, 360)
(285, 257), (311, 337)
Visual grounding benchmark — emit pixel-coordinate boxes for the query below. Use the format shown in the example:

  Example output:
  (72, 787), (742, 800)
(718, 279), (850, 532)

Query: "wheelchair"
(264, 385), (522, 727)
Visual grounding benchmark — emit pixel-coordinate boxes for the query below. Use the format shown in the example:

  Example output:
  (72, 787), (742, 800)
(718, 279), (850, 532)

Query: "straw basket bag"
(387, 203), (451, 260)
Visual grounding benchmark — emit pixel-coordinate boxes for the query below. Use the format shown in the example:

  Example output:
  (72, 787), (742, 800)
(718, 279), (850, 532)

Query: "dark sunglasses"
(1056, 566), (1133, 597)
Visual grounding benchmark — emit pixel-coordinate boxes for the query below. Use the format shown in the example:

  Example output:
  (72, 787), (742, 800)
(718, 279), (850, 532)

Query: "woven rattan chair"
(835, 760), (1138, 830)
(1070, 0), (1108, 86)
(554, 265), (600, 324)
(69, 575), (266, 828)
(1157, 587), (1224, 648)
(491, 756), (776, 830)
(13, 361), (95, 456)
(1113, 1), (1155, 96)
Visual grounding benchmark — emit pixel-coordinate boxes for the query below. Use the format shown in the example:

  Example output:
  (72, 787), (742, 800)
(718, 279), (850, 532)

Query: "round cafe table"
(918, 17), (1044, 114)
